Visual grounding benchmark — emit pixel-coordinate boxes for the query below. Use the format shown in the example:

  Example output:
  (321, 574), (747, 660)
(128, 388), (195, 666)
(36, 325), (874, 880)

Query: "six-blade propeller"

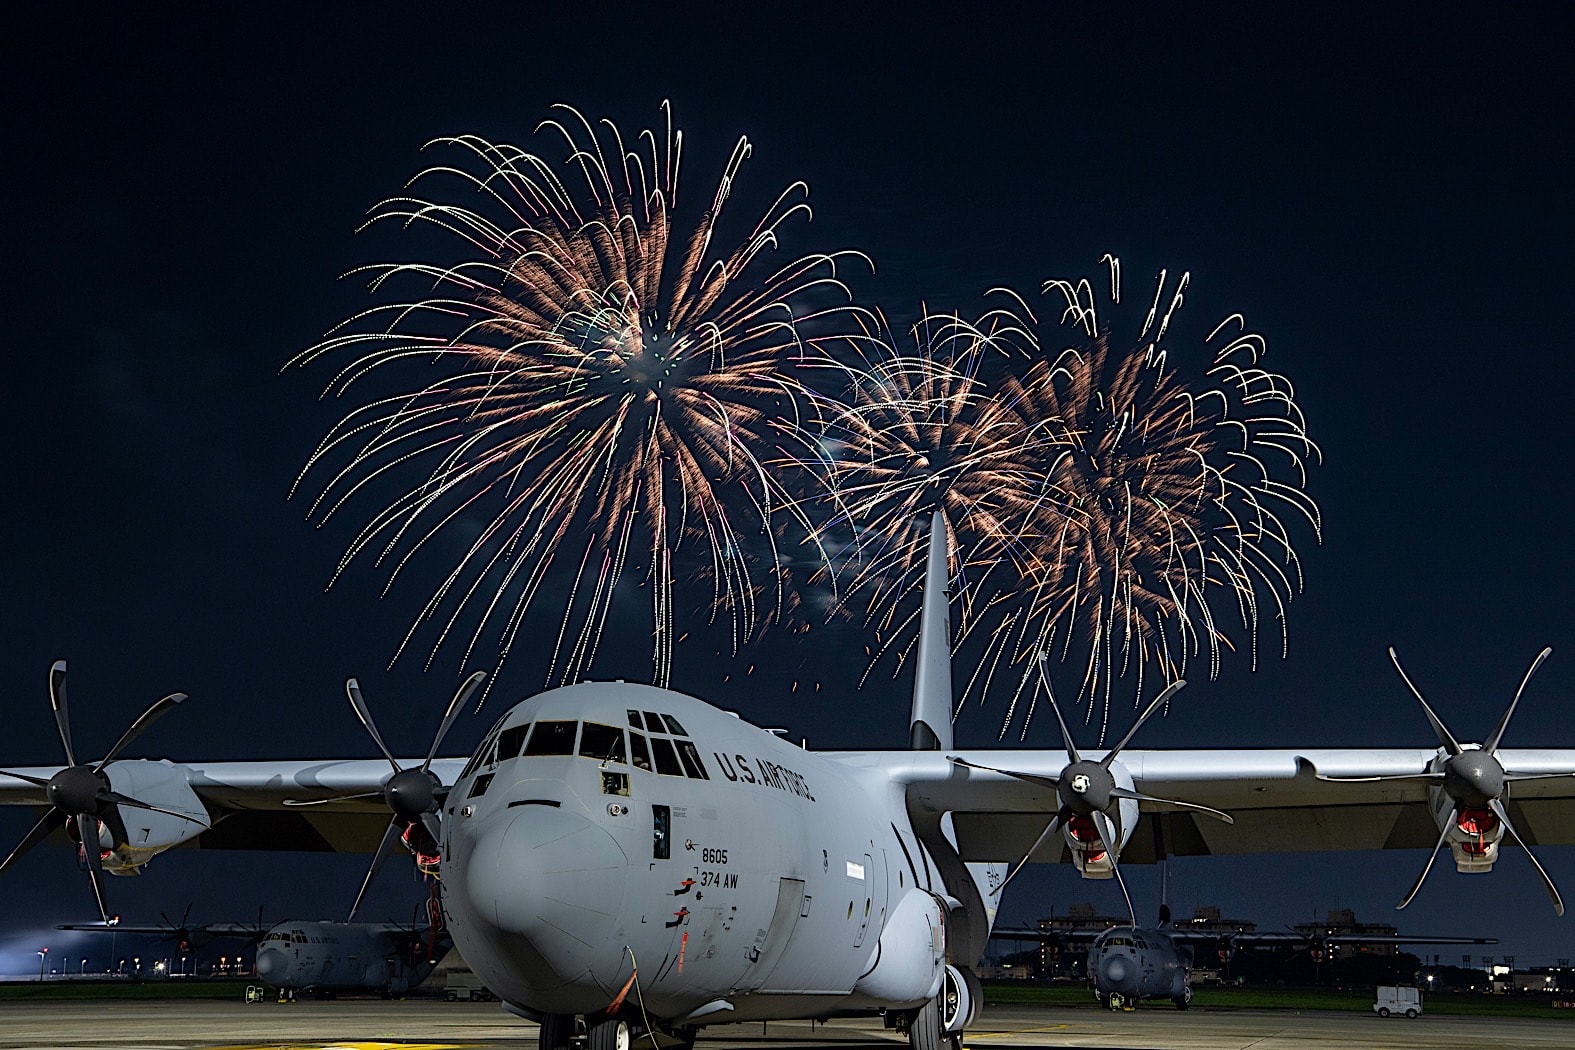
(952, 660), (1233, 923)
(285, 671), (485, 919)
(0, 660), (200, 921)
(1318, 646), (1563, 915)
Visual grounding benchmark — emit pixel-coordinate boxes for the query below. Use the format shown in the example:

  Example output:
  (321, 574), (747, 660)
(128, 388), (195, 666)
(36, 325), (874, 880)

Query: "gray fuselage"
(440, 681), (960, 1024)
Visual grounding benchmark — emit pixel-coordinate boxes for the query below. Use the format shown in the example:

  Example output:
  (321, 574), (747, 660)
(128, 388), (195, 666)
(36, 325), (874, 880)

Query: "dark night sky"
(3, 5), (1572, 970)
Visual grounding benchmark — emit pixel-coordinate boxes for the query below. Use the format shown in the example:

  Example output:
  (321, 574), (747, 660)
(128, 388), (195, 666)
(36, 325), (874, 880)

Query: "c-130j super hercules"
(5, 514), (1573, 1050)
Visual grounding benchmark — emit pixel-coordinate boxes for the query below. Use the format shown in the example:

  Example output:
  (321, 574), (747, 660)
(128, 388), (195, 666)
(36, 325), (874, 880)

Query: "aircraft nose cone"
(255, 947), (286, 983)
(1101, 955), (1130, 987)
(462, 806), (629, 964)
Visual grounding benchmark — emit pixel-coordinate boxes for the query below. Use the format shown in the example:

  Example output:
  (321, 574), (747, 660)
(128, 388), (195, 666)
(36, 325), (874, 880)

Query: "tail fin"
(910, 513), (953, 750)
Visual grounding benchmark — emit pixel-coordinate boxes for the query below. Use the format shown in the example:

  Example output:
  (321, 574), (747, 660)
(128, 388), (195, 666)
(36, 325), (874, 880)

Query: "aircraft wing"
(832, 747), (1575, 863)
(0, 758), (469, 853)
(55, 921), (264, 938)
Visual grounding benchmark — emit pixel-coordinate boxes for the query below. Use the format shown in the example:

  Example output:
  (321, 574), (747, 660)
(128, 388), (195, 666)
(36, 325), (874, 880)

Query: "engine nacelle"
(852, 888), (946, 1006)
(96, 760), (209, 874)
(1429, 787), (1502, 873)
(1065, 761), (1137, 879)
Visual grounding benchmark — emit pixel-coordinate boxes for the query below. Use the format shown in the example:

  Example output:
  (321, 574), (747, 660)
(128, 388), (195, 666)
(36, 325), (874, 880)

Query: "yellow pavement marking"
(212, 1045), (475, 1050)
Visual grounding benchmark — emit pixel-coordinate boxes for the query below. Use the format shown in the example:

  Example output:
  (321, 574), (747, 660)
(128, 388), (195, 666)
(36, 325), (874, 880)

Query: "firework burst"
(792, 314), (1063, 678)
(1003, 259), (1322, 738)
(288, 102), (871, 690)
(815, 259), (1321, 739)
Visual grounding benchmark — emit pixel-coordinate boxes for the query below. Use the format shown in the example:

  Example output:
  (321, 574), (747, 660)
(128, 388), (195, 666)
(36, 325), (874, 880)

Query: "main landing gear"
(538, 1013), (697, 1050)
(897, 966), (975, 1050)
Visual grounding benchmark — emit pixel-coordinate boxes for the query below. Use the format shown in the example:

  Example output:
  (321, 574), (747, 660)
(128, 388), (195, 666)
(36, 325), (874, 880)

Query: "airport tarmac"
(0, 1000), (1571, 1050)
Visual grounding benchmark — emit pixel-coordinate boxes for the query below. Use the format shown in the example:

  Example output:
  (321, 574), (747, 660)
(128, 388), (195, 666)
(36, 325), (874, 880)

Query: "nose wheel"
(587, 1017), (631, 1050)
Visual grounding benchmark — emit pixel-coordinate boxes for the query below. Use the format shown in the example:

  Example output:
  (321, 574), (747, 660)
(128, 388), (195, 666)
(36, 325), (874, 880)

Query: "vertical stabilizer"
(910, 513), (954, 750)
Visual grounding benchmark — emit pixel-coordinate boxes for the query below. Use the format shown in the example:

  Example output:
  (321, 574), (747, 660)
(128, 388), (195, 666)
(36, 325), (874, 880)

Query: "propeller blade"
(1315, 771), (1444, 784)
(949, 756), (1063, 792)
(76, 813), (110, 922)
(1102, 680), (1187, 766)
(992, 809), (1068, 899)
(1504, 771), (1575, 783)
(1034, 655), (1081, 764)
(1397, 806), (1456, 910)
(1487, 797), (1565, 916)
(282, 792), (384, 807)
(0, 769), (53, 788)
(100, 790), (208, 826)
(1388, 648), (1462, 757)
(1108, 786), (1234, 824)
(0, 808), (66, 875)
(1091, 809), (1136, 927)
(423, 671), (486, 773)
(1484, 647), (1552, 755)
(346, 679), (402, 775)
(348, 820), (403, 921)
(95, 692), (189, 772)
(49, 660), (77, 767)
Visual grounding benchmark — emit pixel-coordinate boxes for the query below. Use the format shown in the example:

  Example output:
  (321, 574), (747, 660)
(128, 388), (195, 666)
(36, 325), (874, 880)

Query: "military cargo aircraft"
(4, 515), (1574, 1050)
(1002, 903), (1498, 1010)
(61, 914), (450, 997)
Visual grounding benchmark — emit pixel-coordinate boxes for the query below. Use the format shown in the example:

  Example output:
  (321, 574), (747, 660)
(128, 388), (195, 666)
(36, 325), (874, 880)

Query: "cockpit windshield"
(524, 720), (577, 756)
(467, 711), (710, 781)
(579, 722), (626, 762)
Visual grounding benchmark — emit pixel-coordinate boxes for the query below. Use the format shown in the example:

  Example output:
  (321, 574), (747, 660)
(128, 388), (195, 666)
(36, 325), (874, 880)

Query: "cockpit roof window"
(579, 722), (626, 764)
(524, 720), (577, 756)
(642, 711), (669, 734)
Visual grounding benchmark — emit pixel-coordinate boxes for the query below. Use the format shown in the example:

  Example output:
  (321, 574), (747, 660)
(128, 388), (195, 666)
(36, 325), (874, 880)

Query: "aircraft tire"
(588, 1016), (631, 1050)
(538, 1013), (574, 1050)
(1173, 986), (1192, 1010)
(906, 993), (958, 1050)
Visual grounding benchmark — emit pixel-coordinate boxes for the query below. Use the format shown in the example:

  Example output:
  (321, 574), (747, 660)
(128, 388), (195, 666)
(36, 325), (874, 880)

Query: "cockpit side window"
(579, 722), (626, 763)
(524, 720), (578, 756)
(676, 740), (709, 779)
(460, 721), (506, 780)
(642, 711), (668, 733)
(651, 737), (684, 777)
(627, 710), (643, 729)
(496, 723), (530, 761)
(661, 713), (687, 735)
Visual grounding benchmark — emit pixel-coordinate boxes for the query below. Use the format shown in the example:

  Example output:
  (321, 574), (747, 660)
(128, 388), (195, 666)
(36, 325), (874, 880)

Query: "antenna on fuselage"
(910, 512), (954, 751)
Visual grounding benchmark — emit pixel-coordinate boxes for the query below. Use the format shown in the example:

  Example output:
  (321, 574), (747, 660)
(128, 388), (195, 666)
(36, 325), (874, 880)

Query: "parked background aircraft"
(3, 518), (1574, 1050)
(61, 913), (450, 997)
(998, 901), (1499, 1010)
